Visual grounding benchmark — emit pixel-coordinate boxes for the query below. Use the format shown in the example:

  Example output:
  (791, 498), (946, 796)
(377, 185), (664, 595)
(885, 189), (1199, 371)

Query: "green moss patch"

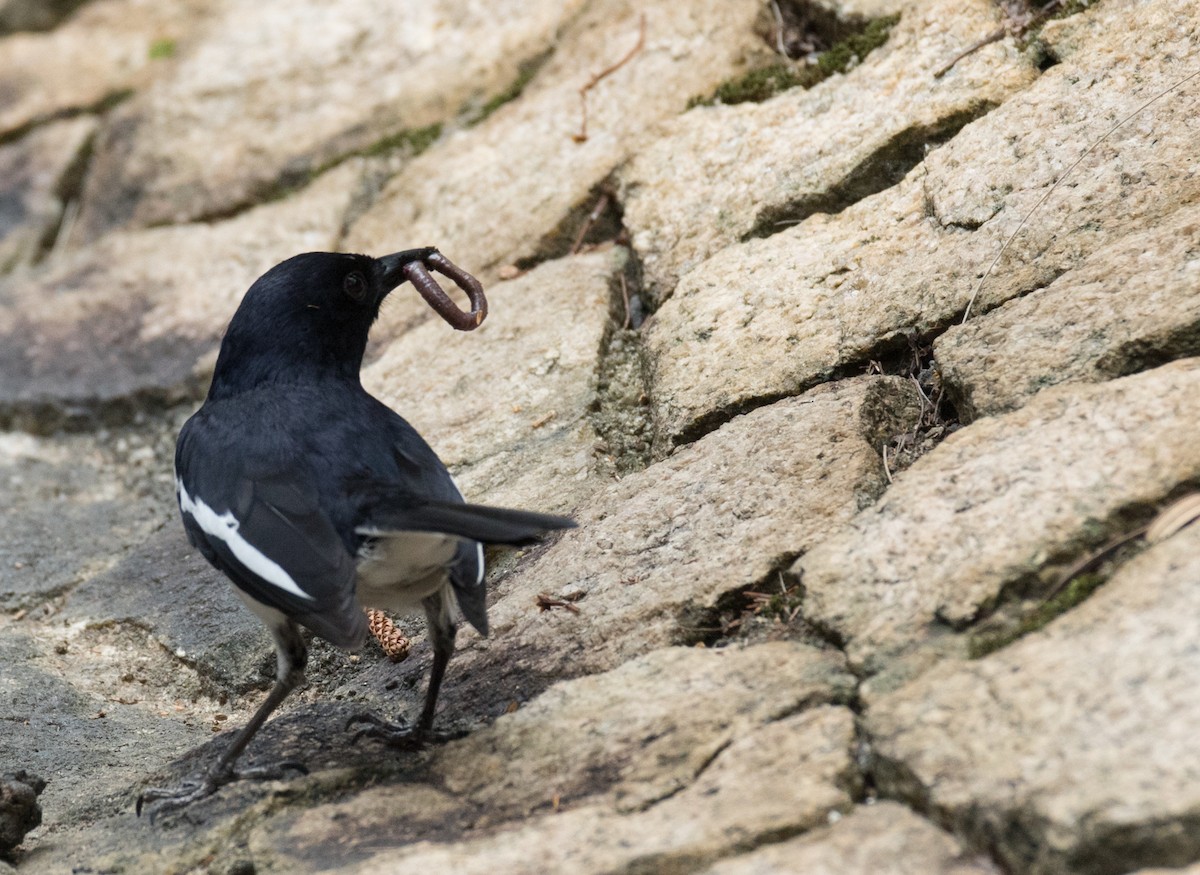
(689, 14), (898, 108)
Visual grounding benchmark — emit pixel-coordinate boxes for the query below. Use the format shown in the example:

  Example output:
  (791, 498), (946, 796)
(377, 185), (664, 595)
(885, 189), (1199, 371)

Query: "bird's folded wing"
(177, 464), (366, 649)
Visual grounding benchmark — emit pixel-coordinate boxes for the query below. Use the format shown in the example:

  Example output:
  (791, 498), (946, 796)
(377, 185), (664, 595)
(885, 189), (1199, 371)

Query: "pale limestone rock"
(73, 0), (586, 238)
(252, 646), (856, 873)
(936, 201), (1200, 420)
(699, 802), (1000, 875)
(868, 524), (1200, 874)
(436, 643), (853, 814)
(0, 116), (95, 272)
(362, 249), (623, 514)
(345, 0), (767, 282)
(798, 359), (1200, 679)
(621, 0), (1038, 302)
(0, 0), (215, 137)
(643, 0), (1200, 445)
(446, 377), (919, 689)
(0, 163), (359, 428)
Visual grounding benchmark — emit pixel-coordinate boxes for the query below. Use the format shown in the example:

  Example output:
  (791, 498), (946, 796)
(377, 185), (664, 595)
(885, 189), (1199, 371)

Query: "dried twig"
(769, 0), (787, 57)
(570, 193), (611, 254)
(933, 0), (1060, 79)
(535, 592), (583, 614)
(367, 609), (411, 662)
(1146, 493), (1200, 543)
(573, 14), (646, 143)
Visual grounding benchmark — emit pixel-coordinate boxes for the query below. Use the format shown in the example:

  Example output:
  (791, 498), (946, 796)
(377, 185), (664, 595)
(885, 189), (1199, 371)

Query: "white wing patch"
(177, 478), (315, 602)
(475, 543), (485, 586)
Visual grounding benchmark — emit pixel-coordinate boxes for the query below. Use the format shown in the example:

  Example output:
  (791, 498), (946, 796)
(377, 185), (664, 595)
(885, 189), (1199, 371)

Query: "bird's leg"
(348, 595), (466, 747)
(137, 622), (309, 820)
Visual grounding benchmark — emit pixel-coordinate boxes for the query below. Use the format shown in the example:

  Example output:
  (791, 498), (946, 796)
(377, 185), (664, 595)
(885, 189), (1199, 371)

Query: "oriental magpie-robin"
(138, 248), (573, 817)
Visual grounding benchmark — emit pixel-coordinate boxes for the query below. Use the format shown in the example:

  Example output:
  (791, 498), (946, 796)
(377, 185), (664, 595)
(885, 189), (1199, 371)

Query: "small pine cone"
(367, 609), (411, 662)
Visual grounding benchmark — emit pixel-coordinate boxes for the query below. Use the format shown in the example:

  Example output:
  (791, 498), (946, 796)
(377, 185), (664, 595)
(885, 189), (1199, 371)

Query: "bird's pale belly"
(355, 532), (457, 614)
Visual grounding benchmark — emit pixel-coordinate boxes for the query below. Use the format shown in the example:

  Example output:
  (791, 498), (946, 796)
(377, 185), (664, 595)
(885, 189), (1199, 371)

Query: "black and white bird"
(139, 248), (573, 816)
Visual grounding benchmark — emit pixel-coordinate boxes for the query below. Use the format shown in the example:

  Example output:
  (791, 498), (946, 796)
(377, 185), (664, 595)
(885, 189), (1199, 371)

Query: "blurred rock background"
(1, 0), (1198, 871)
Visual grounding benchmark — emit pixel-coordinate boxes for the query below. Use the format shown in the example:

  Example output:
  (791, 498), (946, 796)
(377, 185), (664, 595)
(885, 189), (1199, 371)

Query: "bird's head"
(208, 249), (436, 397)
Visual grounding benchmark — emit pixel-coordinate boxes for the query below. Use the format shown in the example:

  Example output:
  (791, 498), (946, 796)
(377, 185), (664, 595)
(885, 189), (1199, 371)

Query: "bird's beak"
(377, 248), (438, 298)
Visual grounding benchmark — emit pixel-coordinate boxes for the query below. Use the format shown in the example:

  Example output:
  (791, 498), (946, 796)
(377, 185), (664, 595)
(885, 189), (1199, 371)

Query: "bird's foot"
(137, 760), (307, 822)
(345, 713), (466, 749)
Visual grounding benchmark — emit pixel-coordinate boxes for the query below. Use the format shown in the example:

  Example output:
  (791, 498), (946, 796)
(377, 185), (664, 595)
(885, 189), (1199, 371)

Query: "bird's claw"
(137, 760), (307, 822)
(404, 250), (487, 331)
(345, 712), (466, 749)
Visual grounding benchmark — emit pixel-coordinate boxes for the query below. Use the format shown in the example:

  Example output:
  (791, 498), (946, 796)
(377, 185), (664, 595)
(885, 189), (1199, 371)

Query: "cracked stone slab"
(59, 528), (269, 694)
(248, 645), (857, 873)
(620, 0), (1038, 302)
(362, 249), (625, 514)
(72, 0), (586, 238)
(643, 0), (1200, 445)
(0, 620), (221, 833)
(936, 201), (1200, 421)
(346, 0), (767, 283)
(699, 801), (1001, 875)
(22, 643), (853, 872)
(432, 376), (919, 712)
(0, 162), (358, 431)
(797, 358), (1200, 682)
(0, 426), (175, 609)
(868, 523), (1200, 875)
(0, 0), (216, 139)
(0, 115), (95, 273)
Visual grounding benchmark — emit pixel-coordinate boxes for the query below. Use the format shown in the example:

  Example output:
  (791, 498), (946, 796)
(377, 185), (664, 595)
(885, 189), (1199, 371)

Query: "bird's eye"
(343, 272), (367, 301)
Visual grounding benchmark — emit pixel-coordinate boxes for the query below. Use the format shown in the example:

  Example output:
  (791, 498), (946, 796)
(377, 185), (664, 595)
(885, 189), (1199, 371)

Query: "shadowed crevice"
(744, 104), (1000, 241)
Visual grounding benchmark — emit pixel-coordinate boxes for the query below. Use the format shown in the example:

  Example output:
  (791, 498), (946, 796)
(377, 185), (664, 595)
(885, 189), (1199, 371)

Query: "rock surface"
(345, 0), (768, 282)
(0, 162), (359, 431)
(799, 358), (1200, 683)
(0, 0), (215, 138)
(4, 0), (1200, 871)
(445, 376), (918, 695)
(621, 0), (1038, 302)
(72, 0), (586, 238)
(699, 802), (1001, 875)
(642, 0), (1200, 445)
(936, 201), (1200, 421)
(363, 248), (628, 514)
(868, 523), (1200, 875)
(0, 116), (95, 273)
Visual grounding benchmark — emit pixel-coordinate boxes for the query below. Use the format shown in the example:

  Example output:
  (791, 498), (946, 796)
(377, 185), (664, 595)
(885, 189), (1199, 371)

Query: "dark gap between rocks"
(0, 88), (133, 149)
(589, 250), (655, 477)
(689, 8), (899, 107)
(174, 122), (446, 233)
(664, 323), (962, 464)
(956, 481), (1200, 656)
(512, 176), (628, 274)
(0, 0), (92, 34)
(1095, 319), (1200, 381)
(674, 554), (839, 654)
(863, 744), (1019, 875)
(31, 124), (96, 264)
(744, 105), (999, 241)
(461, 48), (554, 128)
(873, 726), (1200, 875)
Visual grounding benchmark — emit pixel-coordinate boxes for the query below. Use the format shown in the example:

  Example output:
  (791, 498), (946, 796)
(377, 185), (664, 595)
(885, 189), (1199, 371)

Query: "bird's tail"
(355, 495), (575, 638)
(355, 496), (576, 545)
